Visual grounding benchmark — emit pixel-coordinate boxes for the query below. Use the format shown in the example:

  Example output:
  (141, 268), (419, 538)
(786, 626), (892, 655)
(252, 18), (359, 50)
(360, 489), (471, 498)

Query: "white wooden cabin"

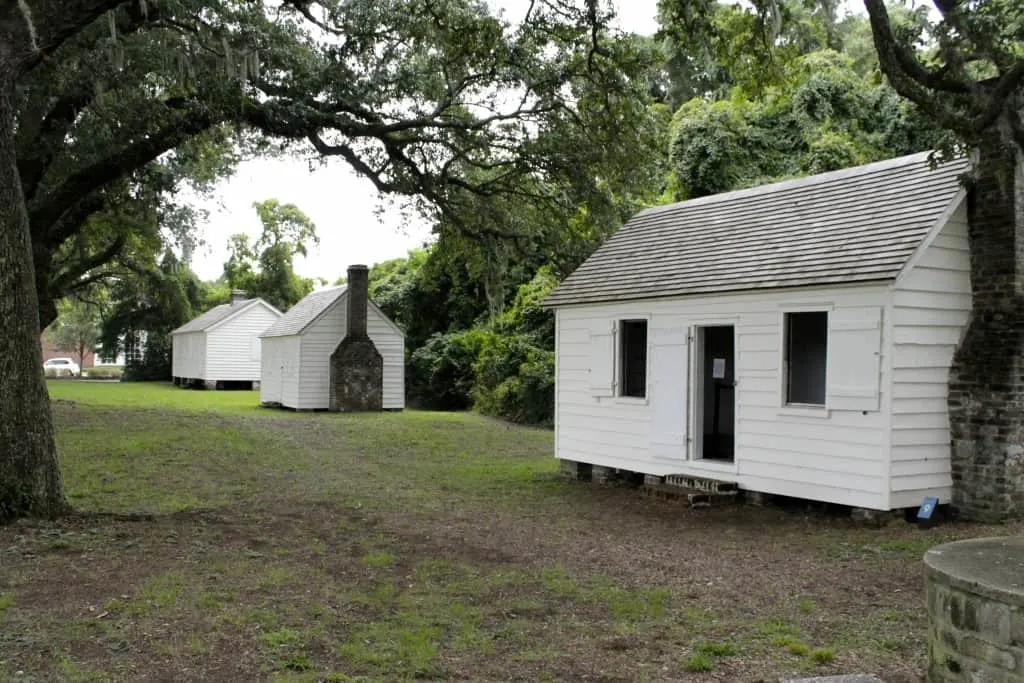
(259, 285), (405, 410)
(544, 152), (972, 512)
(171, 292), (283, 389)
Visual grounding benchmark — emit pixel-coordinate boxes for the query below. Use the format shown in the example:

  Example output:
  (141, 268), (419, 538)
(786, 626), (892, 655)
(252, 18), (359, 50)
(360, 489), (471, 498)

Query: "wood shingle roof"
(260, 286), (347, 338)
(544, 151), (969, 308)
(171, 299), (268, 334)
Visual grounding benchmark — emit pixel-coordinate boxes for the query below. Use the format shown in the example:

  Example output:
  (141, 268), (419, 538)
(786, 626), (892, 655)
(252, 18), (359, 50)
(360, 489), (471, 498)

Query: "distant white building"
(92, 348), (126, 366)
(170, 290), (282, 389)
(544, 152), (971, 512)
(259, 283), (405, 410)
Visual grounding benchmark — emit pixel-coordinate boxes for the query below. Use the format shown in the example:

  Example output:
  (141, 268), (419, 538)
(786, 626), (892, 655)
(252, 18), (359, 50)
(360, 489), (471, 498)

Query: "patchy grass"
(775, 635), (812, 657)
(681, 653), (714, 672)
(0, 381), (1019, 681)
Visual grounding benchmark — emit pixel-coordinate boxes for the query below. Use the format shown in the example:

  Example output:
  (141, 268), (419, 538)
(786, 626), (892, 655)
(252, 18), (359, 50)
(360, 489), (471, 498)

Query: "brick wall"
(947, 132), (1024, 521)
(328, 265), (384, 412)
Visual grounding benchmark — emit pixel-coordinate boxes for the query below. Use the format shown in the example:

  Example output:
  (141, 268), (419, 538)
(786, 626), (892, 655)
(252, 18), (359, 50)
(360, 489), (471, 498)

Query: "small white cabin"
(259, 285), (405, 410)
(171, 292), (283, 389)
(544, 152), (972, 512)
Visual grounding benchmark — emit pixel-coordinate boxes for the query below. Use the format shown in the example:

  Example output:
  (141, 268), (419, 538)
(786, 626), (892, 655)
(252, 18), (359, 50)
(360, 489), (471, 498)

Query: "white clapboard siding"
(171, 331), (206, 379)
(295, 296), (405, 410)
(204, 303), (283, 382)
(550, 153), (969, 512)
(888, 202), (970, 507)
(554, 282), (892, 509)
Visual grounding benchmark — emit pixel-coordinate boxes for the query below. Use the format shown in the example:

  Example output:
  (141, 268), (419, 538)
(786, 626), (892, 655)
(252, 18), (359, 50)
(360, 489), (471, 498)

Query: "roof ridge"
(636, 151), (964, 218)
(171, 297), (268, 334)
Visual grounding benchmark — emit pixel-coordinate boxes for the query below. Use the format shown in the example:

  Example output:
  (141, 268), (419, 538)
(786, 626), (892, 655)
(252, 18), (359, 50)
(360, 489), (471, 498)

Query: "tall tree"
(223, 199), (319, 312)
(1, 0), (663, 521)
(0, 0), (128, 521)
(100, 250), (204, 381)
(667, 48), (946, 199)
(862, 0), (1024, 521)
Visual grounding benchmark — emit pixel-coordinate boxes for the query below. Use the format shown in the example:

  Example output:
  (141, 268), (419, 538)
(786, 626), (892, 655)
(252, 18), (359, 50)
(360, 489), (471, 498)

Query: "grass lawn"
(1, 382), (1018, 682)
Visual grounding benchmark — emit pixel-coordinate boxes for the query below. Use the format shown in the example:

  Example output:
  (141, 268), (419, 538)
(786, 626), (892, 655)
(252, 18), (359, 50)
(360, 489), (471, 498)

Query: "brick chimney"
(329, 265), (383, 411)
(230, 289), (247, 306)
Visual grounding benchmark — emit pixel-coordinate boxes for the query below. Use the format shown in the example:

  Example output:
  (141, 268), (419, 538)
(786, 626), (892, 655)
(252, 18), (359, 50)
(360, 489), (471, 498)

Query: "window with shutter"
(826, 307), (882, 411)
(783, 312), (829, 406)
(588, 324), (616, 397)
(619, 320), (648, 398)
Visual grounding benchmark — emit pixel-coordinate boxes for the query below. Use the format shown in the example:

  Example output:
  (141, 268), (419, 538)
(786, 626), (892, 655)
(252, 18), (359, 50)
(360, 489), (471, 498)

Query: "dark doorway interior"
(700, 326), (735, 462)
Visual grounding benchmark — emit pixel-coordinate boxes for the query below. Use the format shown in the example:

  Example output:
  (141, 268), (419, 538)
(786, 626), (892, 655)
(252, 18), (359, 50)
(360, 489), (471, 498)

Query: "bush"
(472, 334), (554, 427)
(496, 267), (557, 346)
(83, 366), (124, 380)
(403, 269), (559, 426)
(406, 330), (489, 410)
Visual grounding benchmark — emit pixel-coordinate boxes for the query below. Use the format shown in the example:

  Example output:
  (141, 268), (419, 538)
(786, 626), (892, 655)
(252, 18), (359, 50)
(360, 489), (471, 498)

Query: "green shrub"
(84, 366), (123, 380)
(407, 330), (489, 410)
(472, 335), (554, 427)
(496, 267), (557, 346)
(403, 268), (559, 426)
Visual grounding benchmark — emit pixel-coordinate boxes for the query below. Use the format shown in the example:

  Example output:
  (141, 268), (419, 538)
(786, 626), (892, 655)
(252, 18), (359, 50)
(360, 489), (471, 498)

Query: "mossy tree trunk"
(0, 0), (127, 521)
(0, 63), (65, 521)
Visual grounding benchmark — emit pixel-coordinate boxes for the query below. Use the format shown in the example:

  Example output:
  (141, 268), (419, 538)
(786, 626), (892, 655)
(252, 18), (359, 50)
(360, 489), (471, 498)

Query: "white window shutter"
(826, 307), (882, 411)
(650, 319), (689, 461)
(588, 323), (616, 397)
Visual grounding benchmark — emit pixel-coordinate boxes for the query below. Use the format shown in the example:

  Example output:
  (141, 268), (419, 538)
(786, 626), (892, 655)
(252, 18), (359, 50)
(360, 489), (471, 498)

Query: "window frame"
(615, 316), (650, 403)
(779, 306), (832, 414)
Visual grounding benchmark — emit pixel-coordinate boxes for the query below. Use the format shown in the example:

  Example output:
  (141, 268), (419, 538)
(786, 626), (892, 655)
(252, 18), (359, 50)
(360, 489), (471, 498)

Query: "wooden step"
(664, 474), (738, 494)
(641, 483), (738, 507)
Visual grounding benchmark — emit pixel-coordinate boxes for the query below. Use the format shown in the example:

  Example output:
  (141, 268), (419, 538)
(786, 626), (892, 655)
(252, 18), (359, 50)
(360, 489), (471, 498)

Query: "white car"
(44, 357), (81, 377)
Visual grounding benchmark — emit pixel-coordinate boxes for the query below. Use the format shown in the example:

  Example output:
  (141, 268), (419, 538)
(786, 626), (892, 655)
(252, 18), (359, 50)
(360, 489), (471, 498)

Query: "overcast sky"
(183, 0), (662, 283)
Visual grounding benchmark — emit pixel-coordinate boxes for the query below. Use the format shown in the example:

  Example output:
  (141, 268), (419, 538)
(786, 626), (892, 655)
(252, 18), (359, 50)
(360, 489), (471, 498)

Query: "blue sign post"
(917, 496), (939, 529)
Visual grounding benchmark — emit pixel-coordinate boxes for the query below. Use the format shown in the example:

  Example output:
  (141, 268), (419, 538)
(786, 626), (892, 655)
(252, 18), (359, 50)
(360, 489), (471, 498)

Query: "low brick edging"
(924, 537), (1024, 682)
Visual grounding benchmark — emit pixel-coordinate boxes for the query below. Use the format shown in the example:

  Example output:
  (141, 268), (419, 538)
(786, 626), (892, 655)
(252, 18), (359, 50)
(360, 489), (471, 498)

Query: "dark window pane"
(620, 320), (647, 398)
(785, 312), (828, 405)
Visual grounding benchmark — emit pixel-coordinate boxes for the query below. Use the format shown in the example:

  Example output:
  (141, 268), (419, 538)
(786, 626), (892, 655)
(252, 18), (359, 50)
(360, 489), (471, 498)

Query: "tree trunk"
(947, 130), (1024, 522)
(0, 64), (66, 522)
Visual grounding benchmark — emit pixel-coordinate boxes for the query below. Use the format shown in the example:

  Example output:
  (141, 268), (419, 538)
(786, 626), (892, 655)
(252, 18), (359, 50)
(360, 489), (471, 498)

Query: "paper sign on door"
(712, 358), (726, 379)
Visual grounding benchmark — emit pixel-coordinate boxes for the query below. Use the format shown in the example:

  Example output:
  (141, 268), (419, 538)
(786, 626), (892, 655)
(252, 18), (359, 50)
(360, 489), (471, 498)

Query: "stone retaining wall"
(924, 537), (1024, 682)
